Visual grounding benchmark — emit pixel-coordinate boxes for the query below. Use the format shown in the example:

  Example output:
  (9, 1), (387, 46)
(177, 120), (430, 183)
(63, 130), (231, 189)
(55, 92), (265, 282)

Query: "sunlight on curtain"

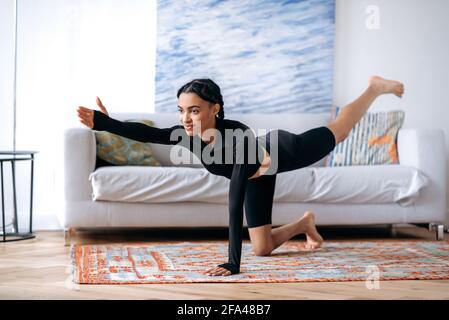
(15, 0), (155, 229)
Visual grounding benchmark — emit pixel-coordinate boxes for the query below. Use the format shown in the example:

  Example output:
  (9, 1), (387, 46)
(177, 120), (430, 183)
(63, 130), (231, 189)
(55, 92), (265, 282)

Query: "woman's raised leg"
(327, 75), (405, 144)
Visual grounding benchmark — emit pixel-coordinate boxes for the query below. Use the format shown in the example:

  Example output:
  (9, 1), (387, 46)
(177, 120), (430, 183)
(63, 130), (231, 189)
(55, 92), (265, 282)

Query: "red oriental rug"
(70, 239), (449, 284)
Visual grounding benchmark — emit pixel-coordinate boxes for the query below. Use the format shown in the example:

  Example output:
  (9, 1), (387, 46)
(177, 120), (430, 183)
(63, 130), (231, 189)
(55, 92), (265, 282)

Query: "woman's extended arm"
(77, 97), (186, 145)
(92, 110), (185, 145)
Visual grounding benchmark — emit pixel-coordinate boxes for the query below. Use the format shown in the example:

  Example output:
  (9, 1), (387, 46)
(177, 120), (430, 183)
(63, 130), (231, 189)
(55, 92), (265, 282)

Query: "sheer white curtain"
(13, 0), (155, 229)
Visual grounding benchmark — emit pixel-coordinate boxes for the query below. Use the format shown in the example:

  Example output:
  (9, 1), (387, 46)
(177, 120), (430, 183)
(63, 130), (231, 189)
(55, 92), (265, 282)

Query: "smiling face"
(178, 92), (220, 138)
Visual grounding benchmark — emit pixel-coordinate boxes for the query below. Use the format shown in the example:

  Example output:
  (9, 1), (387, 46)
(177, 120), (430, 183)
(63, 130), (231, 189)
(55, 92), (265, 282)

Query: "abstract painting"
(155, 0), (335, 114)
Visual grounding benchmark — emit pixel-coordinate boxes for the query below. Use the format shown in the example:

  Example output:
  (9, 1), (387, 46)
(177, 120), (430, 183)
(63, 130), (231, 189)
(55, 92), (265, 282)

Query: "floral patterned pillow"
(95, 119), (161, 166)
(325, 107), (405, 166)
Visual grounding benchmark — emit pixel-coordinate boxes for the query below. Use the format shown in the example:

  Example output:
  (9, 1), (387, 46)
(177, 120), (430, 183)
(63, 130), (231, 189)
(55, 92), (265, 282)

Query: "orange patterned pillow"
(325, 107), (405, 166)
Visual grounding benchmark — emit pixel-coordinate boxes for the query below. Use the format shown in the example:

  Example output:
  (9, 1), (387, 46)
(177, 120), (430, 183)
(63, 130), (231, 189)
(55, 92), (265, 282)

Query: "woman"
(77, 76), (404, 276)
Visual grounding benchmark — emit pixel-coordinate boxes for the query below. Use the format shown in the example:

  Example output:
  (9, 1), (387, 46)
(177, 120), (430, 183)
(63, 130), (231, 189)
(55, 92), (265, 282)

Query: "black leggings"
(244, 126), (336, 228)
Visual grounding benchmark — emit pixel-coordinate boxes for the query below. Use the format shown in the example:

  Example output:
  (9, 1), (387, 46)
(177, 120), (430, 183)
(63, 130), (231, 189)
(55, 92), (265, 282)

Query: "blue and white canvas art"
(155, 0), (335, 114)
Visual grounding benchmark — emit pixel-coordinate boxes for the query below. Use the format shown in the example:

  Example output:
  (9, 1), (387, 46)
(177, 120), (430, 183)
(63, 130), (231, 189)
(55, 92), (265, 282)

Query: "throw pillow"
(325, 106), (405, 166)
(95, 119), (161, 166)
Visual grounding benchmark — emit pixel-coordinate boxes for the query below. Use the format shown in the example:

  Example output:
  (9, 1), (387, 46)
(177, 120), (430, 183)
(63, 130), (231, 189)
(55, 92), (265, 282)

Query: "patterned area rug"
(70, 240), (449, 284)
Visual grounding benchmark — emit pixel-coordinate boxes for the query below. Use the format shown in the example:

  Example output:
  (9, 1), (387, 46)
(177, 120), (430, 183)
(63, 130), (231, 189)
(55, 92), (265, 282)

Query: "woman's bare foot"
(368, 75), (405, 98)
(302, 211), (324, 250)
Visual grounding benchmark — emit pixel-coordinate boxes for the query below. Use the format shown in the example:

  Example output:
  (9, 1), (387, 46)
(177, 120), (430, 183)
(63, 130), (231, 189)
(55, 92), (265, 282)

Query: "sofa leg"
(64, 228), (76, 246)
(389, 224), (397, 237)
(429, 223), (445, 241)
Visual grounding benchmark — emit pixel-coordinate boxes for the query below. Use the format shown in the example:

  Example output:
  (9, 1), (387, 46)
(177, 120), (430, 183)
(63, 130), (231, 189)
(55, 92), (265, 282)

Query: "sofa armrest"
(397, 128), (447, 222)
(64, 128), (97, 202)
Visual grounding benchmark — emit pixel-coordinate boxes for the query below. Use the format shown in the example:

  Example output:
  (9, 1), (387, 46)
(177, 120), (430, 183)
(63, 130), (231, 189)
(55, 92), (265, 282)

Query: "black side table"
(0, 151), (38, 242)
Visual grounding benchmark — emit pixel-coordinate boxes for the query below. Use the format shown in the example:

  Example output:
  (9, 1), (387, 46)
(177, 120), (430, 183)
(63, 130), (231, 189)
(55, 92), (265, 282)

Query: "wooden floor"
(0, 225), (448, 300)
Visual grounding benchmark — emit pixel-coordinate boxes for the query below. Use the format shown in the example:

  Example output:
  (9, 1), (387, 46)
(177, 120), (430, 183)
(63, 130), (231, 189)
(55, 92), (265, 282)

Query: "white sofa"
(63, 112), (447, 245)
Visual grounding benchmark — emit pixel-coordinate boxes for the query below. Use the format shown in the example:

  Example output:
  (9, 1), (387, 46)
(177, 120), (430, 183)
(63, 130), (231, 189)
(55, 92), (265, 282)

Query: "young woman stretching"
(77, 76), (404, 276)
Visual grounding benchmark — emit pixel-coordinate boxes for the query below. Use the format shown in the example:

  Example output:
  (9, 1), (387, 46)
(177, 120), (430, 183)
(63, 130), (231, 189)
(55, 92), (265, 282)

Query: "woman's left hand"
(204, 266), (232, 276)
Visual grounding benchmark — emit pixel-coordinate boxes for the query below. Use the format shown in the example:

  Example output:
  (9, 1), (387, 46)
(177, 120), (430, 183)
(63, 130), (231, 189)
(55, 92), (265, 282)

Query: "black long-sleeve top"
(92, 110), (266, 274)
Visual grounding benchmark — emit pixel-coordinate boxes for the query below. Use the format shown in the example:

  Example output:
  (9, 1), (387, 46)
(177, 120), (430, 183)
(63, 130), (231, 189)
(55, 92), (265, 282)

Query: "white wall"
(0, 0), (447, 230)
(0, 0), (16, 232)
(0, 0), (14, 150)
(333, 0), (449, 226)
(0, 0), (156, 230)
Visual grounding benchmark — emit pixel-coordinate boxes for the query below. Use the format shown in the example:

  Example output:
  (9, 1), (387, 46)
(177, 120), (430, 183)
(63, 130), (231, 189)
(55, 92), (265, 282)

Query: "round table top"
(0, 151), (38, 161)
(0, 151), (39, 155)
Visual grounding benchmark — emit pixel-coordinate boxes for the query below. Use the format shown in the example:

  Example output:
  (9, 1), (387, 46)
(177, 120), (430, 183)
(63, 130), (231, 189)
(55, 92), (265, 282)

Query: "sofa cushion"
(274, 165), (428, 206)
(90, 166), (228, 203)
(89, 165), (428, 207)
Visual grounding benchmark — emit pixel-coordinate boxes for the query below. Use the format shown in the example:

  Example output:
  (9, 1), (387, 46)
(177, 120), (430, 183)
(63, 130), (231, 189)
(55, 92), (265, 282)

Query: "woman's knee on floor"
(253, 245), (273, 256)
(248, 224), (274, 256)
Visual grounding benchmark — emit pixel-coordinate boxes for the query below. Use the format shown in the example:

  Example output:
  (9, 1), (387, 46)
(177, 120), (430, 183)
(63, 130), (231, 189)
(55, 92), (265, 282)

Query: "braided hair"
(177, 79), (225, 119)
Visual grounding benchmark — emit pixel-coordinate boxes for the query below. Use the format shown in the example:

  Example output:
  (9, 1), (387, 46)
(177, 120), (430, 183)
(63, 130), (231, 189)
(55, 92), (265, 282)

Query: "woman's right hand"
(77, 96), (109, 129)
